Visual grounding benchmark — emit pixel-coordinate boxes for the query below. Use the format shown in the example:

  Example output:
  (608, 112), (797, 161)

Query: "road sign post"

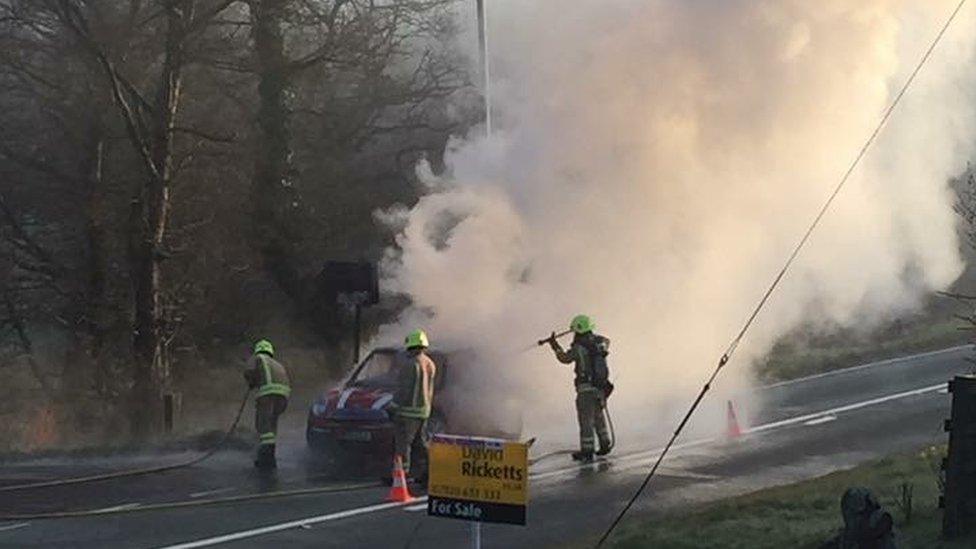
(427, 434), (528, 545)
(943, 374), (976, 538)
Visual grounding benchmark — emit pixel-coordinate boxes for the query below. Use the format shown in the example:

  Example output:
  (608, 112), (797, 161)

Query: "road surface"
(0, 345), (972, 548)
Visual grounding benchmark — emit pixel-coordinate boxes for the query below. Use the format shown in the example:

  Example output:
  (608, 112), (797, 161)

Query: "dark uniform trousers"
(576, 385), (611, 453)
(255, 395), (288, 466)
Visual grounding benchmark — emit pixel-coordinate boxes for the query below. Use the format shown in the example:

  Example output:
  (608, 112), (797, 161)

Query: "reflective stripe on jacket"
(246, 353), (291, 398)
(393, 350), (436, 419)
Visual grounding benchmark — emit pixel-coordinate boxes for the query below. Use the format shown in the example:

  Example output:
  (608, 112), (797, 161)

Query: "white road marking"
(404, 503), (427, 512)
(529, 437), (714, 483)
(650, 468), (721, 481)
(92, 503), (141, 513)
(749, 383), (946, 435)
(528, 383), (947, 484)
(160, 501), (419, 549)
(940, 387), (950, 394)
(162, 379), (948, 548)
(761, 345), (971, 390)
(0, 522), (30, 533)
(803, 415), (837, 426)
(189, 487), (236, 499)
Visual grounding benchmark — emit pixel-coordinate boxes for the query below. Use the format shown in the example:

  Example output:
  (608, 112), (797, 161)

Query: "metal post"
(470, 521), (482, 549)
(163, 394), (174, 434)
(162, 392), (180, 433)
(353, 303), (362, 364)
(943, 374), (976, 538)
(475, 0), (491, 136)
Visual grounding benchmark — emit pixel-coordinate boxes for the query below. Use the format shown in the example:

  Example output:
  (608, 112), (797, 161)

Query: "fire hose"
(0, 481), (381, 520)
(0, 388), (255, 493)
(0, 387), (384, 519)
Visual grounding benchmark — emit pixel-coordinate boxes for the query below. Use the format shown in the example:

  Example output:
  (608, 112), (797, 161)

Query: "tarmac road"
(0, 345), (972, 548)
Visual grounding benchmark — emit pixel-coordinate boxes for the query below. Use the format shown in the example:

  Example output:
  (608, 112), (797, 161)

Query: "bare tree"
(245, 0), (467, 304)
(248, 0), (303, 299)
(0, 0), (471, 448)
(39, 0), (238, 436)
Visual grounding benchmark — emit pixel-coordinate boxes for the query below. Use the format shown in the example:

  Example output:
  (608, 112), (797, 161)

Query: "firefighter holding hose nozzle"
(243, 339), (291, 470)
(545, 315), (614, 463)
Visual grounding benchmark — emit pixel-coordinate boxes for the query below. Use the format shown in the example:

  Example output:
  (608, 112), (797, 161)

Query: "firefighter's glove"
(547, 332), (561, 351)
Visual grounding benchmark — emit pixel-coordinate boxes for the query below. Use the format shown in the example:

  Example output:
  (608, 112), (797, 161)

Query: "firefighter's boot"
(596, 444), (612, 457)
(571, 451), (594, 463)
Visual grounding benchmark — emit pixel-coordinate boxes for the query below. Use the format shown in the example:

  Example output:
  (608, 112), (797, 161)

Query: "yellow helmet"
(253, 339), (275, 356)
(405, 329), (430, 349)
(570, 315), (595, 334)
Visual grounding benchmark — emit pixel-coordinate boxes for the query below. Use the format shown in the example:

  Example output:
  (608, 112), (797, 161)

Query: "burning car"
(306, 347), (522, 459)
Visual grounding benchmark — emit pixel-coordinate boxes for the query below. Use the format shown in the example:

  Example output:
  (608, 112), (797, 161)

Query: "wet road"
(0, 345), (971, 548)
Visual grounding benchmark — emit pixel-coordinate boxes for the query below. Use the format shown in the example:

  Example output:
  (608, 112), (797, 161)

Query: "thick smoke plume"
(377, 1), (976, 442)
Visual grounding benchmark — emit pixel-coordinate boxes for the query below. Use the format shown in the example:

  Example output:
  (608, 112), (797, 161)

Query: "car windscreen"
(350, 352), (398, 387)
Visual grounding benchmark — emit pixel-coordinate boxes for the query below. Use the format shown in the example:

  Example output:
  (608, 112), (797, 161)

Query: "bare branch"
(0, 192), (64, 275)
(940, 291), (976, 301)
(52, 0), (161, 182)
(0, 140), (91, 186)
(1, 288), (57, 396)
(172, 126), (237, 143)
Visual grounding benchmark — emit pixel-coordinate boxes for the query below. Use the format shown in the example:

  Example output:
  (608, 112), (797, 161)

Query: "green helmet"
(570, 315), (595, 335)
(253, 339), (275, 356)
(405, 329), (429, 349)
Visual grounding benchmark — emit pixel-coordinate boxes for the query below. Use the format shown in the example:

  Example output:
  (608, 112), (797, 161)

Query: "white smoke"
(376, 1), (976, 444)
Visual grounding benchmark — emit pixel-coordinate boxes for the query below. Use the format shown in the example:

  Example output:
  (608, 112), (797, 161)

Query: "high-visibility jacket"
(392, 349), (436, 419)
(244, 353), (291, 398)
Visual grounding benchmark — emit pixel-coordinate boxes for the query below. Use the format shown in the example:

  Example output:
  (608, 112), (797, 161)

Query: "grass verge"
(612, 446), (974, 549)
(756, 318), (969, 383)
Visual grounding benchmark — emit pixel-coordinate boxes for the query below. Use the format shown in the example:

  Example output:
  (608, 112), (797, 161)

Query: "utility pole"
(476, 0), (491, 136)
(942, 374), (976, 538)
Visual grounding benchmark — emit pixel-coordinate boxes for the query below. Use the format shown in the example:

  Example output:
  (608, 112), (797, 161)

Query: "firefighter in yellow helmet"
(387, 329), (437, 482)
(547, 315), (613, 462)
(243, 339), (291, 469)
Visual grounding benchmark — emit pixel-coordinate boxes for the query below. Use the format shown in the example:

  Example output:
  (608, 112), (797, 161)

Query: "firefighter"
(243, 339), (291, 470)
(548, 315), (613, 463)
(387, 329), (437, 482)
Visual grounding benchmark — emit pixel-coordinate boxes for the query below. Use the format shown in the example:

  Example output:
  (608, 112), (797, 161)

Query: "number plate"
(341, 430), (372, 442)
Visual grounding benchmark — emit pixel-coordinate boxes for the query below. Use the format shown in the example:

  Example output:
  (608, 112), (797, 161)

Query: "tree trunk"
(85, 136), (108, 396)
(130, 2), (186, 438)
(61, 126), (107, 420)
(249, 0), (304, 301)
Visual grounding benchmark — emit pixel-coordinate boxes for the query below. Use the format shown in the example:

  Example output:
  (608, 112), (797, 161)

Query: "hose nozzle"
(537, 329), (573, 346)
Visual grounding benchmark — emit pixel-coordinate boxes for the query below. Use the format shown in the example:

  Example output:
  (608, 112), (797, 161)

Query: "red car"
(306, 347), (522, 460)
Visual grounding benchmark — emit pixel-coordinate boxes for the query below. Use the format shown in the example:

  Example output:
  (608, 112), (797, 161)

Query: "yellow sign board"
(427, 434), (528, 525)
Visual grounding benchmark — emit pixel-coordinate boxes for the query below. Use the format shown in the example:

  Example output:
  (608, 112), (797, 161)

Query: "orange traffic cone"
(386, 455), (414, 503)
(726, 400), (742, 439)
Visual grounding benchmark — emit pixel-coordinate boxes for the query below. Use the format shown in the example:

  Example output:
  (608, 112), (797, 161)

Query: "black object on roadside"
(820, 487), (896, 549)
